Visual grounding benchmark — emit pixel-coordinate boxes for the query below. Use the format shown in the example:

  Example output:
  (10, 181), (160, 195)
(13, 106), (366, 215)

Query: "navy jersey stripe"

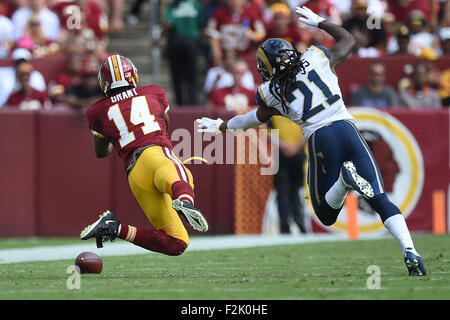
(313, 45), (331, 60)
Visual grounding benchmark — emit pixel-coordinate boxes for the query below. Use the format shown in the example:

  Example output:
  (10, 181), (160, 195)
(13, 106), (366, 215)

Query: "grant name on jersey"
(110, 88), (138, 103)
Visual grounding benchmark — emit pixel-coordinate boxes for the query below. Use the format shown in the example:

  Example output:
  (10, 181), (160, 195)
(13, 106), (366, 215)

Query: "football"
(75, 252), (103, 274)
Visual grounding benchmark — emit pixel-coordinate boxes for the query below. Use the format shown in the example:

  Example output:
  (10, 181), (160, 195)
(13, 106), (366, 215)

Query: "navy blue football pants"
(306, 120), (402, 226)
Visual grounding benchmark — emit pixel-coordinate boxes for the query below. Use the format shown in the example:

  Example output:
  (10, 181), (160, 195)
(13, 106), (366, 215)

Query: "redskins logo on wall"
(310, 107), (425, 234)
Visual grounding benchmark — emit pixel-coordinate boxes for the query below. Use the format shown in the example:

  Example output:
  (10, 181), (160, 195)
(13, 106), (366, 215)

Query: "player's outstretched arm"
(296, 6), (355, 69)
(318, 21), (355, 68)
(196, 106), (280, 134)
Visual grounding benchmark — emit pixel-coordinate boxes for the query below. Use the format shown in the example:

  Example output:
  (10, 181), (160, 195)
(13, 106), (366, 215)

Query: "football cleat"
(172, 199), (209, 232)
(80, 210), (120, 248)
(341, 161), (374, 199)
(404, 248), (427, 276)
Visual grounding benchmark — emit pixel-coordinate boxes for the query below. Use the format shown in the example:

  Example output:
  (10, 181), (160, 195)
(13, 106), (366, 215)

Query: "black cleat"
(172, 199), (209, 232)
(80, 210), (120, 248)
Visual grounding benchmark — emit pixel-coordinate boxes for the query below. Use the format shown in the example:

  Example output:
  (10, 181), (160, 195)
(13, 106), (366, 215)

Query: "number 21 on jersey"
(107, 95), (161, 148)
(287, 69), (340, 121)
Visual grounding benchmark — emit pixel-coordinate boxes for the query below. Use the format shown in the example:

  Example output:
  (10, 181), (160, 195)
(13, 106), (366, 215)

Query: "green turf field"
(0, 234), (448, 300)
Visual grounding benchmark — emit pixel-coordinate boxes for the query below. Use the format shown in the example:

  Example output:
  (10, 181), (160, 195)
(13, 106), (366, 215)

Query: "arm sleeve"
(226, 109), (264, 130)
(256, 86), (270, 108)
(255, 83), (283, 114)
(86, 109), (105, 138)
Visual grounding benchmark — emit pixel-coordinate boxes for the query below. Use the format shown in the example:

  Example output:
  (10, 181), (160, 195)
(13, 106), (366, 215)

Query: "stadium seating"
(2, 54), (449, 104)
(0, 54), (68, 85)
(240, 53), (450, 103)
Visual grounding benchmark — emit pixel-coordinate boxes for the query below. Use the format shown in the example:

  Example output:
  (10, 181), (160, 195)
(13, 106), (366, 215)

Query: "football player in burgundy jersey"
(80, 54), (208, 256)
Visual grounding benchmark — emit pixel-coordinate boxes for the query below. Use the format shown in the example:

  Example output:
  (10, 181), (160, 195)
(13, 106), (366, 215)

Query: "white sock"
(325, 175), (349, 209)
(383, 214), (418, 254)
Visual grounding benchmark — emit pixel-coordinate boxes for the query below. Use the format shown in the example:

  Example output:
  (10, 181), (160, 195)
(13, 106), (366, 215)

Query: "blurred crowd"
(0, 0), (449, 111)
(0, 0), (120, 110)
(164, 0), (450, 109)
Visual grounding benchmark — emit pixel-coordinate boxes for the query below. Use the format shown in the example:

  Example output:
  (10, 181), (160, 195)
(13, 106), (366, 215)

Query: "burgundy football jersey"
(86, 85), (173, 171)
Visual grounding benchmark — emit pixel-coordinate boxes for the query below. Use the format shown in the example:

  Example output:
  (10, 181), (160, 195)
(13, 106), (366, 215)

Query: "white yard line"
(0, 233), (389, 265)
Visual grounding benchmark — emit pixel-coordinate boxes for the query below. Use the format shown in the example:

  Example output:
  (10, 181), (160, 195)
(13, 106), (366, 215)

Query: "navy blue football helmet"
(256, 38), (296, 81)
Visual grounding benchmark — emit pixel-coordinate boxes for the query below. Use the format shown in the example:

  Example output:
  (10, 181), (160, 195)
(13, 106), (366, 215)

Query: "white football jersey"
(256, 45), (354, 140)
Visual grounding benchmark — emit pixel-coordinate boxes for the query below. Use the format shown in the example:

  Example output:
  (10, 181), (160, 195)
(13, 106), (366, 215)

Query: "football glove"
(296, 6), (326, 27)
(196, 117), (224, 134)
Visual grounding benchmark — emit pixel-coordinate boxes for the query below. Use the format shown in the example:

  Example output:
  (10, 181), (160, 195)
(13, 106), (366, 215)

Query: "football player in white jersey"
(197, 6), (426, 276)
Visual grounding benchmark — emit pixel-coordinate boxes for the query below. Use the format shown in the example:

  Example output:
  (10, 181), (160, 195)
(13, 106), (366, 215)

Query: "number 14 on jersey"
(107, 96), (161, 148)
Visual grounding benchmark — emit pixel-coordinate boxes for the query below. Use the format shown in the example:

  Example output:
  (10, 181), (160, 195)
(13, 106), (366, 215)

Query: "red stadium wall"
(0, 53), (449, 237)
(0, 108), (235, 237)
(0, 108), (448, 237)
(0, 110), (38, 236)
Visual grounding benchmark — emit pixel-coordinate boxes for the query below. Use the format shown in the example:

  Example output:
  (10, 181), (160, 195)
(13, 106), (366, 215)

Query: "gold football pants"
(127, 145), (194, 245)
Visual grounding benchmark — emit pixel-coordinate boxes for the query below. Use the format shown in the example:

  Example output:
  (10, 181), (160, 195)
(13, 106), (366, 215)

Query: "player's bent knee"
(168, 237), (188, 256)
(157, 224), (189, 256)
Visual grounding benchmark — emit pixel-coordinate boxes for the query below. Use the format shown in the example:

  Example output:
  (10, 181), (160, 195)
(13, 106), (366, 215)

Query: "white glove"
(296, 6), (325, 27)
(196, 117), (224, 134)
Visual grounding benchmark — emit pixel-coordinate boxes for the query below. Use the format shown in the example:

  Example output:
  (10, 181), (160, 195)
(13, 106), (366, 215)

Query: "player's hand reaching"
(196, 117), (224, 134)
(296, 6), (325, 27)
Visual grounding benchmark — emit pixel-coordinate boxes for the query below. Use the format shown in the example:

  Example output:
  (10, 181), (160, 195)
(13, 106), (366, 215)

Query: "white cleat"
(172, 199), (209, 232)
(341, 161), (374, 199)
